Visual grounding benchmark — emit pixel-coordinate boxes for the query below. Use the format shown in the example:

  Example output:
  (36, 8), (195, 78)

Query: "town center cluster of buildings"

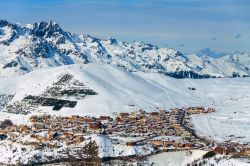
(0, 107), (214, 150)
(1, 106), (250, 158)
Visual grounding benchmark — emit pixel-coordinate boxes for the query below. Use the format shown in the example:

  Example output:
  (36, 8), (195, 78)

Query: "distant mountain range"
(0, 19), (250, 78)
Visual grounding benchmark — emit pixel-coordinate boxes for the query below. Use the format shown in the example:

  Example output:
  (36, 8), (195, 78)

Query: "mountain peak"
(103, 37), (118, 45)
(0, 19), (9, 27)
(32, 20), (65, 38)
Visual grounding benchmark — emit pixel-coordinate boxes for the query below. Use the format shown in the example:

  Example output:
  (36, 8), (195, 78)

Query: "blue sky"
(1, 0), (250, 55)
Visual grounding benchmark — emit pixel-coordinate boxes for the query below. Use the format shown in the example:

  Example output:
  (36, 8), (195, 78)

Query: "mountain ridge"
(0, 19), (250, 78)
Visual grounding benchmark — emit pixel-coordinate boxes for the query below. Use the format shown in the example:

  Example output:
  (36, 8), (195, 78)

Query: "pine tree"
(82, 139), (100, 164)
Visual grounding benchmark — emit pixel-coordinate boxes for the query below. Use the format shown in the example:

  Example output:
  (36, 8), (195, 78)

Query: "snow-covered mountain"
(0, 19), (250, 78)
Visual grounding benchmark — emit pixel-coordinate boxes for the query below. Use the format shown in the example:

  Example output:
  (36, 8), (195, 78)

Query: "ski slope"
(0, 63), (250, 143)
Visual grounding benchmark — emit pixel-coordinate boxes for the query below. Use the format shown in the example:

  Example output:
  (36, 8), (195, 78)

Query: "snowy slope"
(145, 150), (207, 166)
(0, 20), (250, 78)
(207, 158), (250, 166)
(0, 63), (250, 143)
(142, 150), (250, 166)
(0, 134), (154, 165)
(87, 134), (154, 158)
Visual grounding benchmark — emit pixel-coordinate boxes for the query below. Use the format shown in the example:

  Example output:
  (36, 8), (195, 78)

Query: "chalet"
(71, 115), (80, 119)
(73, 135), (84, 144)
(126, 141), (137, 146)
(181, 131), (191, 139)
(149, 112), (159, 116)
(39, 137), (49, 143)
(176, 143), (186, 148)
(150, 140), (163, 146)
(100, 116), (111, 123)
(46, 143), (60, 149)
(115, 117), (124, 124)
(29, 115), (38, 123)
(30, 134), (43, 142)
(139, 117), (146, 123)
(225, 146), (237, 155)
(214, 146), (227, 154)
(51, 131), (61, 139)
(0, 129), (4, 135)
(139, 109), (146, 115)
(30, 134), (38, 139)
(164, 131), (175, 136)
(62, 131), (74, 138)
(106, 128), (118, 134)
(82, 118), (95, 123)
(172, 123), (181, 129)
(207, 108), (215, 113)
(119, 112), (129, 118)
(171, 109), (180, 115)
(187, 107), (205, 114)
(32, 122), (45, 130)
(241, 148), (250, 156)
(150, 140), (176, 148)
(88, 122), (102, 133)
(183, 143), (193, 149)
(6, 125), (18, 132)
(159, 109), (166, 114)
(130, 111), (137, 117)
(19, 125), (30, 133)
